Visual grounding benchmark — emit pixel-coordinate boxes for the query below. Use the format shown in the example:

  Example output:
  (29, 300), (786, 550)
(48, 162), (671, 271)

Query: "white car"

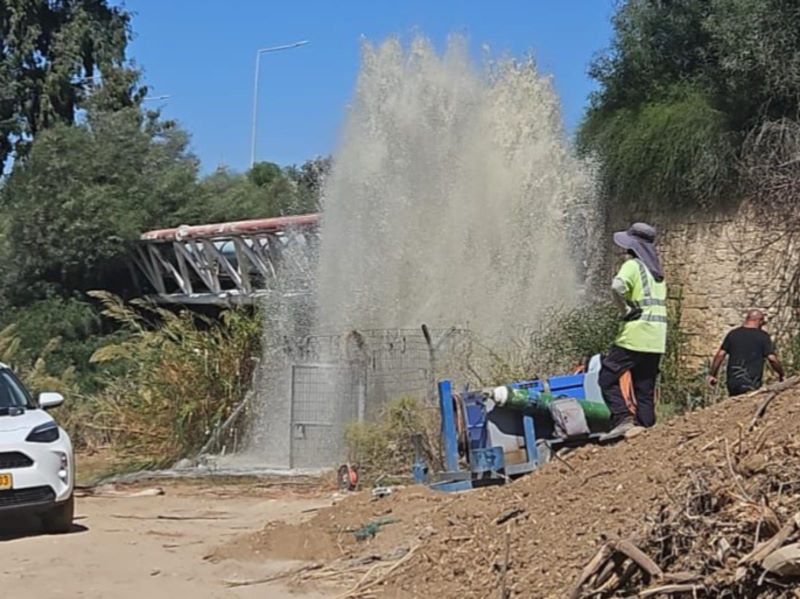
(0, 363), (74, 533)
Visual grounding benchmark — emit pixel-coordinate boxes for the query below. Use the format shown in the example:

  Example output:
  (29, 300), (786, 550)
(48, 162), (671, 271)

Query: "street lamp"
(250, 40), (309, 168)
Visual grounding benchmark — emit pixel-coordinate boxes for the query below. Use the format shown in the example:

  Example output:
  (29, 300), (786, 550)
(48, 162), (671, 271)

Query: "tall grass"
(85, 292), (262, 467)
(0, 324), (79, 398)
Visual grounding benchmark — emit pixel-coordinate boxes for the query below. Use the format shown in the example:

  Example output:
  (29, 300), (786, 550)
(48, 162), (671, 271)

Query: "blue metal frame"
(438, 380), (459, 473)
(427, 360), (611, 493)
(523, 414), (538, 464)
(469, 446), (505, 473)
(431, 379), (543, 492)
(431, 480), (474, 492)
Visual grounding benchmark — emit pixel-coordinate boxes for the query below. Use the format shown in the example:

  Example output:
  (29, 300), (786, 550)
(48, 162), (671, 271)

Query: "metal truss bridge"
(135, 213), (319, 306)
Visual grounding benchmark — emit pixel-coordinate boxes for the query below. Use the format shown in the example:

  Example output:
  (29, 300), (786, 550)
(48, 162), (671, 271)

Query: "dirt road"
(0, 479), (334, 599)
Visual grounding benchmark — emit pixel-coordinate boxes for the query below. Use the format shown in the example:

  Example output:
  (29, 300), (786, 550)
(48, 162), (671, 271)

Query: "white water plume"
(237, 35), (602, 469)
(316, 36), (599, 338)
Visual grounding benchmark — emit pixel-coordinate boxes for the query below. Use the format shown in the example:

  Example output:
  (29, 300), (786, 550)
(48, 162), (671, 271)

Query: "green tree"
(579, 0), (800, 209)
(0, 0), (142, 165)
(248, 161), (283, 187)
(204, 167), (272, 222)
(0, 108), (199, 304)
(704, 0), (800, 128)
(176, 158), (328, 225)
(286, 155), (330, 213)
(0, 297), (113, 391)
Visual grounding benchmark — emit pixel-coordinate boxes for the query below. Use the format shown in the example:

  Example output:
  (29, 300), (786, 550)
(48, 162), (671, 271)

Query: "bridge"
(134, 213), (320, 305)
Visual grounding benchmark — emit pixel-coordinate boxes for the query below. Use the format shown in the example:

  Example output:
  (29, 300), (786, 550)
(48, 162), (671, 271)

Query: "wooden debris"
(112, 513), (230, 521)
(614, 539), (663, 578)
(570, 416), (800, 597)
(223, 563), (324, 588)
(570, 544), (613, 599)
(638, 582), (706, 597)
(494, 508), (525, 526)
(498, 523), (512, 599)
(75, 485), (165, 498)
(748, 377), (799, 432)
(334, 545), (419, 598)
(570, 539), (660, 598)
(739, 514), (800, 566)
(763, 543), (800, 578)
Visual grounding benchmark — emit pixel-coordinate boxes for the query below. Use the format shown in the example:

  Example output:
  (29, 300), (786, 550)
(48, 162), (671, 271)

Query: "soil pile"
(223, 381), (800, 597)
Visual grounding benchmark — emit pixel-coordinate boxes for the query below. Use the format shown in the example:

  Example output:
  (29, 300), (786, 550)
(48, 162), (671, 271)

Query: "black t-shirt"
(721, 327), (774, 391)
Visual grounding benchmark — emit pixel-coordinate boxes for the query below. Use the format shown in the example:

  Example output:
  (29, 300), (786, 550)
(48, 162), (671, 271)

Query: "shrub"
(580, 89), (736, 209)
(86, 292), (261, 466)
(0, 297), (111, 392)
(657, 291), (714, 416)
(475, 304), (620, 385)
(580, 0), (800, 209)
(344, 395), (441, 484)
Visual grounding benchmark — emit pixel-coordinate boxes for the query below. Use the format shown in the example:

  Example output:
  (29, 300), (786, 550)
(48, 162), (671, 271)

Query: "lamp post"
(250, 40), (309, 168)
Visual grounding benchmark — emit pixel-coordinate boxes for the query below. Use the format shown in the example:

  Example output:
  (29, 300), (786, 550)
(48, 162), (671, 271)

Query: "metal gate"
(289, 363), (365, 469)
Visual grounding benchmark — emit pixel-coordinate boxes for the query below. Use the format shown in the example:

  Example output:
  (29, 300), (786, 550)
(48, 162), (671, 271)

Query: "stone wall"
(608, 203), (799, 366)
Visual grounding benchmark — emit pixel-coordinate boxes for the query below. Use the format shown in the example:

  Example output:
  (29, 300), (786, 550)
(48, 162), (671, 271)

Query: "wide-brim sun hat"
(613, 222), (664, 280)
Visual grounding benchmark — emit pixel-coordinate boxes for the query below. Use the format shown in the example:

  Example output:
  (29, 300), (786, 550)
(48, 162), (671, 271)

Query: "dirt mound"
(214, 486), (448, 564)
(223, 381), (800, 597)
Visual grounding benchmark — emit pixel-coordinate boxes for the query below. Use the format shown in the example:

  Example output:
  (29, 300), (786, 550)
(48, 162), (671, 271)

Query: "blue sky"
(126, 1), (616, 174)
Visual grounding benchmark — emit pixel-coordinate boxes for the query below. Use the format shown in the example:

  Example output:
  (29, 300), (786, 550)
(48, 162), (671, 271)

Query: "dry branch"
(638, 583), (706, 597)
(739, 514), (800, 566)
(570, 399), (800, 598)
(334, 545), (420, 598)
(748, 377), (800, 431)
(223, 563), (323, 588)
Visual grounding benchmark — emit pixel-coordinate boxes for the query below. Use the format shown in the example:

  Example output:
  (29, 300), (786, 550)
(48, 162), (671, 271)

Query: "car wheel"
(42, 494), (74, 534)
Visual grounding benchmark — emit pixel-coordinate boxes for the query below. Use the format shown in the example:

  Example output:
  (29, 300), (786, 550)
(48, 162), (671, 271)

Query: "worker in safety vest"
(598, 222), (667, 440)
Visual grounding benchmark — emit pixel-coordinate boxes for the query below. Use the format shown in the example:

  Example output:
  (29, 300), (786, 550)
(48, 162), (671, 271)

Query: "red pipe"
(140, 213), (320, 242)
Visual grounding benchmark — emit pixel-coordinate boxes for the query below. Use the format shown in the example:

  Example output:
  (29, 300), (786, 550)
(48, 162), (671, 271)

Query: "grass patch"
(82, 292), (261, 467)
(345, 396), (441, 485)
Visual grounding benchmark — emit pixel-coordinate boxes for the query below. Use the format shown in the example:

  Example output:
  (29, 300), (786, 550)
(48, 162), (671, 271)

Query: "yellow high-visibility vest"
(614, 258), (667, 354)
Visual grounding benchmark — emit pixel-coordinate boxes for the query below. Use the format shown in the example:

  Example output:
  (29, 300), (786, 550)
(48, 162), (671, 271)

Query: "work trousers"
(727, 382), (759, 397)
(598, 345), (662, 428)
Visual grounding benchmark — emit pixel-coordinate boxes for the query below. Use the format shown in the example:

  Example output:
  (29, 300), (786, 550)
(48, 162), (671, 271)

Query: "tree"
(286, 155), (330, 213)
(704, 0), (800, 129)
(0, 0), (142, 165)
(248, 161), (283, 187)
(0, 117), (329, 305)
(0, 108), (199, 304)
(585, 0), (713, 116)
(579, 0), (800, 209)
(175, 158), (329, 225)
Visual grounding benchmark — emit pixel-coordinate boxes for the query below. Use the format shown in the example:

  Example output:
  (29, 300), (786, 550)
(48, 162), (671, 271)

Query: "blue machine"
(418, 355), (611, 492)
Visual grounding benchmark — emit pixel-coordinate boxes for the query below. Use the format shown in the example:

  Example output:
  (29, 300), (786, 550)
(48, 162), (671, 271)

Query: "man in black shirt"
(708, 310), (785, 396)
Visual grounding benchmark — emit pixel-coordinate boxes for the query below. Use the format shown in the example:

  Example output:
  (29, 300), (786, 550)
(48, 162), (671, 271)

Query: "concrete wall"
(608, 203), (798, 365)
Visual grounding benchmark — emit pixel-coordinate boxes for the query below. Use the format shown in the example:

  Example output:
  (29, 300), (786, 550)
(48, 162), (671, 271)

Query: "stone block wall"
(607, 203), (799, 366)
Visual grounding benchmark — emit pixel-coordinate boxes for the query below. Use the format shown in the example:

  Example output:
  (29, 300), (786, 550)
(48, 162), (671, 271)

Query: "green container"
(493, 385), (611, 429)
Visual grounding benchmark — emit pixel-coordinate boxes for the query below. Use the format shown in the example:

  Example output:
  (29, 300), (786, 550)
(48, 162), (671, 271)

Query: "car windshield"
(0, 368), (33, 413)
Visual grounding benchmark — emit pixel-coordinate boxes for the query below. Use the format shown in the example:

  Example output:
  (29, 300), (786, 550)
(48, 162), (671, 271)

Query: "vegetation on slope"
(580, 0), (800, 209)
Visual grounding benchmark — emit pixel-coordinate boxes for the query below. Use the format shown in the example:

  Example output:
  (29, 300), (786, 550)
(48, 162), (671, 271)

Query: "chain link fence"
(234, 325), (491, 469)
